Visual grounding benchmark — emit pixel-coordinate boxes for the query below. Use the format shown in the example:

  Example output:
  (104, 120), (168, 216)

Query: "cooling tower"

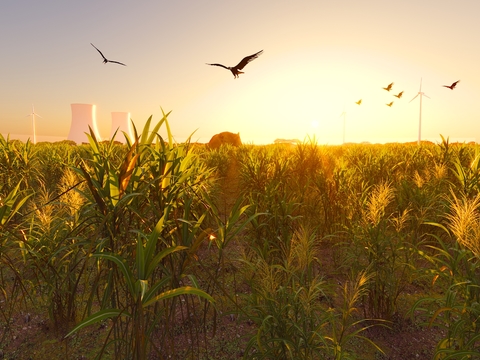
(110, 112), (133, 143)
(68, 104), (101, 144)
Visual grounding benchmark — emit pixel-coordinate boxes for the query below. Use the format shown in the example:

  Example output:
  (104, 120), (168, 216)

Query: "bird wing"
(91, 43), (107, 61)
(206, 63), (230, 70)
(443, 80), (460, 89)
(234, 50), (264, 70)
(108, 60), (126, 66)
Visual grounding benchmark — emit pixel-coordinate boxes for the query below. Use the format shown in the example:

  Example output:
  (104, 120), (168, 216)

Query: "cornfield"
(1, 115), (480, 359)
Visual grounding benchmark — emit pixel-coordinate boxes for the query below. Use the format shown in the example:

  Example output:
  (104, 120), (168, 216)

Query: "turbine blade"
(409, 94), (419, 103)
(26, 112), (42, 118)
(423, 94), (431, 99)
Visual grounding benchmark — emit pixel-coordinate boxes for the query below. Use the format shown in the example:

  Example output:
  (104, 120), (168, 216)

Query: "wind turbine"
(26, 104), (42, 144)
(409, 78), (430, 145)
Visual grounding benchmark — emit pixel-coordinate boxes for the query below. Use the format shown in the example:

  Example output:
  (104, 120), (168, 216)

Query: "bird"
(90, 43), (126, 66)
(383, 82), (394, 91)
(355, 99), (362, 105)
(386, 101), (394, 107)
(206, 50), (263, 78)
(443, 80), (460, 90)
(394, 91), (404, 99)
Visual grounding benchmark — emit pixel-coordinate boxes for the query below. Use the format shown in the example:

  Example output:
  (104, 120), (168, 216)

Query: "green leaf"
(108, 169), (120, 206)
(78, 163), (107, 215)
(140, 115), (153, 146)
(145, 212), (168, 264)
(64, 309), (130, 339)
(146, 245), (187, 279)
(86, 126), (100, 154)
(0, 182), (32, 225)
(92, 253), (135, 297)
(142, 276), (171, 304)
(143, 286), (214, 308)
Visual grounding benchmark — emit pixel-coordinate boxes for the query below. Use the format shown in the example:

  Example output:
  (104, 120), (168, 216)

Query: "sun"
(311, 120), (319, 128)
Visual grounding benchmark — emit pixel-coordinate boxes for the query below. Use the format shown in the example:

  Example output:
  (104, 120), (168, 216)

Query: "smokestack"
(68, 104), (101, 144)
(110, 112), (133, 143)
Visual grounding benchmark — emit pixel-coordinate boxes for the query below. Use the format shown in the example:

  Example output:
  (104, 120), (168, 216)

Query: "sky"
(2, 0), (480, 145)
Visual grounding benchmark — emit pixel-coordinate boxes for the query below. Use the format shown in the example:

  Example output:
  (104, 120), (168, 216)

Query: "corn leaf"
(64, 309), (130, 339)
(143, 286), (214, 308)
(92, 253), (135, 297)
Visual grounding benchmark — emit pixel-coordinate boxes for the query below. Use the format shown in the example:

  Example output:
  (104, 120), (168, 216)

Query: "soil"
(0, 268), (446, 360)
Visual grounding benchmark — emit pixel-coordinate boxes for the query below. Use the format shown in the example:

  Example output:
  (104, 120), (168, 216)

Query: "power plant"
(110, 112), (133, 144)
(67, 104), (101, 144)
(67, 104), (132, 144)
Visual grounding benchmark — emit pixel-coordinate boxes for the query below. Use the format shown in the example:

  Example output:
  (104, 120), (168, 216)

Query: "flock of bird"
(90, 43), (461, 107)
(381, 82), (403, 108)
(353, 79), (460, 109)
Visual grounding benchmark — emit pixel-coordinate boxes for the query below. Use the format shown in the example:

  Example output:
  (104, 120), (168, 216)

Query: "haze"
(1, 0), (480, 144)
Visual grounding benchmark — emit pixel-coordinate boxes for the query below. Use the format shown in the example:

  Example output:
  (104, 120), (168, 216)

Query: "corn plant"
(0, 135), (40, 192)
(0, 183), (33, 346)
(65, 217), (215, 359)
(34, 142), (84, 194)
(241, 227), (385, 359)
(326, 270), (386, 360)
(0, 182), (31, 228)
(411, 192), (480, 358)
(0, 139), (89, 347)
(202, 143), (235, 180)
(62, 111), (220, 359)
(201, 143), (243, 226)
(18, 183), (84, 329)
(241, 227), (332, 359)
(345, 182), (421, 320)
(290, 141), (351, 237)
(450, 146), (480, 198)
(238, 146), (301, 263)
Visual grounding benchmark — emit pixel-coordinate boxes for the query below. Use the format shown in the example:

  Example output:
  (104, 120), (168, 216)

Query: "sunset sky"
(1, 0), (480, 144)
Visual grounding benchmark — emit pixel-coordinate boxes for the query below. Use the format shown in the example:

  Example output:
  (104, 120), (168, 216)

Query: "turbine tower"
(110, 112), (133, 144)
(68, 104), (101, 144)
(26, 104), (42, 144)
(409, 78), (430, 145)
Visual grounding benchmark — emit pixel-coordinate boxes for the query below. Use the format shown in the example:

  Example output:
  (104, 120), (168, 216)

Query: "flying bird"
(386, 101), (394, 107)
(91, 43), (126, 66)
(443, 80), (460, 90)
(355, 99), (362, 105)
(383, 82), (394, 91)
(206, 50), (263, 78)
(394, 91), (404, 99)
